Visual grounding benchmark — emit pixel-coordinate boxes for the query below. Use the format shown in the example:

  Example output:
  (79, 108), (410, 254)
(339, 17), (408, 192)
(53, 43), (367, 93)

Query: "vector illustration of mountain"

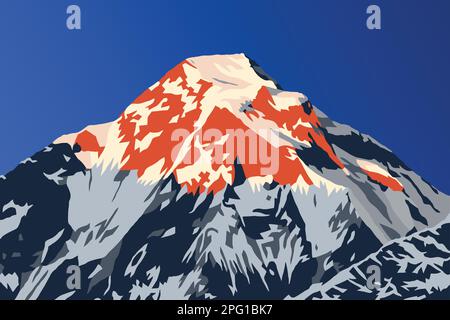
(0, 54), (449, 300)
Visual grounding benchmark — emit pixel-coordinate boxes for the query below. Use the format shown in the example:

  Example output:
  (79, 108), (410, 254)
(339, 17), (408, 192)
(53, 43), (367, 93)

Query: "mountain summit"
(57, 54), (345, 193)
(0, 54), (449, 300)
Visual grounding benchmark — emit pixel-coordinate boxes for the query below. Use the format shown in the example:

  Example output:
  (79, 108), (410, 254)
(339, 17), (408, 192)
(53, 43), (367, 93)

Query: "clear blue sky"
(0, 0), (449, 193)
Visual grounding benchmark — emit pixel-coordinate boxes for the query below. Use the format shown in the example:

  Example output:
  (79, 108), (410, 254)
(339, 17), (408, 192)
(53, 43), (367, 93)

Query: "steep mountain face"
(0, 54), (449, 300)
(297, 215), (450, 300)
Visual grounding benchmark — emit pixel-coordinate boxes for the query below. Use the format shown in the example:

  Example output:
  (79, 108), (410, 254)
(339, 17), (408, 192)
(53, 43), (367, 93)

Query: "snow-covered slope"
(297, 215), (450, 300)
(0, 54), (449, 299)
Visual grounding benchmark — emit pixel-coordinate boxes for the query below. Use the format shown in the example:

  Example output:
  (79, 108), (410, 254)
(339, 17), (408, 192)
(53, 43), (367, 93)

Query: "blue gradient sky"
(0, 0), (449, 193)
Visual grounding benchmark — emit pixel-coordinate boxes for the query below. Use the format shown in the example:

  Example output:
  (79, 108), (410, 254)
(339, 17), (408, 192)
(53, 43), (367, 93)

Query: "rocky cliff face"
(0, 54), (448, 299)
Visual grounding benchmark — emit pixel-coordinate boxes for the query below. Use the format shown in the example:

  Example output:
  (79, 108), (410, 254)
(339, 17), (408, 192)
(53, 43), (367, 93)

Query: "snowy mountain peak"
(3, 54), (447, 300)
(56, 54), (349, 194)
